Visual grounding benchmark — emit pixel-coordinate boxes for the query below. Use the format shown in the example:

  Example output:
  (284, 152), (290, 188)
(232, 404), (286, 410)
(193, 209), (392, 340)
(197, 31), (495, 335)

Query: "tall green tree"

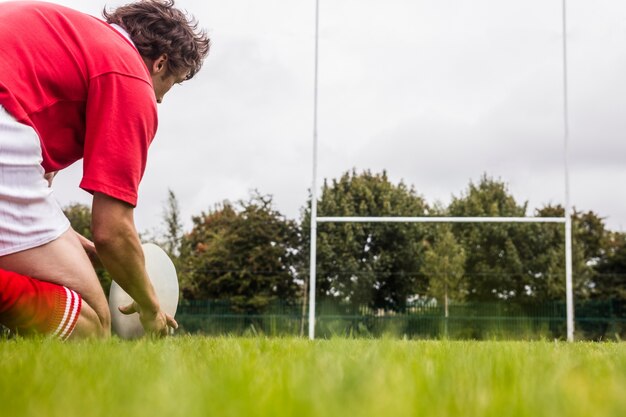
(179, 192), (300, 312)
(448, 175), (609, 303)
(63, 203), (92, 239)
(301, 169), (429, 311)
(531, 205), (608, 301)
(594, 231), (626, 304)
(448, 175), (531, 302)
(421, 225), (466, 317)
(161, 188), (183, 258)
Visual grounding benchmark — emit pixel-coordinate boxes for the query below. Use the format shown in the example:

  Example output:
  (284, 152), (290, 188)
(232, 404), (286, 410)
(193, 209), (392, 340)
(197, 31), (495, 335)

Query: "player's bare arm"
(91, 192), (176, 336)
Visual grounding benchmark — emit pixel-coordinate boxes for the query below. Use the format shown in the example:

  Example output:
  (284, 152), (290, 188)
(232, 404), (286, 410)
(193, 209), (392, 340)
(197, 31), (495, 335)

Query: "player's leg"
(0, 104), (111, 337)
(69, 300), (106, 340)
(0, 268), (105, 339)
(0, 229), (111, 337)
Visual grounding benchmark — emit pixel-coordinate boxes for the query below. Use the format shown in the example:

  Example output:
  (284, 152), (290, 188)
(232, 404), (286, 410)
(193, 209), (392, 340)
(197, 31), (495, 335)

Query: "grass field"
(1, 337), (625, 417)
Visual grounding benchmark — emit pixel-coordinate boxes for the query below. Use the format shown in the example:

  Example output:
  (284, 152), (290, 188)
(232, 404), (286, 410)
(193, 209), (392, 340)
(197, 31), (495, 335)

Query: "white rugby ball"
(108, 243), (179, 339)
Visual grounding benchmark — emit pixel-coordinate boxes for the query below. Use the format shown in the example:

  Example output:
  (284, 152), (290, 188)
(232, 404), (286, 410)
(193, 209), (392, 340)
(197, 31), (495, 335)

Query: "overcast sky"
(15, 0), (626, 235)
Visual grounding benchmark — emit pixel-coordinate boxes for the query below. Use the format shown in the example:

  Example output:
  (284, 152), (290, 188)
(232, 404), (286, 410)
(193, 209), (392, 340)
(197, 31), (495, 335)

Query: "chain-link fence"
(175, 299), (626, 340)
(2, 301), (622, 340)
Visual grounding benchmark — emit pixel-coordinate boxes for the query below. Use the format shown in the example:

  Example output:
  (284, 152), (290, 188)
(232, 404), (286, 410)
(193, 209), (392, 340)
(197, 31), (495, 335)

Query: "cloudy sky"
(18, 0), (626, 234)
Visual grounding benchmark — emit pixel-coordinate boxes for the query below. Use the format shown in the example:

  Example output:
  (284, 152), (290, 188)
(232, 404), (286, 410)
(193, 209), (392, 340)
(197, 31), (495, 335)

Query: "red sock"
(0, 268), (81, 340)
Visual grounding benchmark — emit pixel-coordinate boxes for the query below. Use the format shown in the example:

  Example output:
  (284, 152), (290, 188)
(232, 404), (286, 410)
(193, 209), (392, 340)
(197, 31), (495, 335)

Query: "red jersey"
(0, 1), (158, 206)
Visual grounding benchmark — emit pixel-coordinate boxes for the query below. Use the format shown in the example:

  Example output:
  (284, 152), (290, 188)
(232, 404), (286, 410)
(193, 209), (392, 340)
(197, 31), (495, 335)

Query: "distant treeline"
(64, 171), (626, 321)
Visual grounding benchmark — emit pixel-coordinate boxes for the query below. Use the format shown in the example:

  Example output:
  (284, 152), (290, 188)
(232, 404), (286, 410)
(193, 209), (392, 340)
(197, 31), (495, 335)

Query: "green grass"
(1, 337), (625, 417)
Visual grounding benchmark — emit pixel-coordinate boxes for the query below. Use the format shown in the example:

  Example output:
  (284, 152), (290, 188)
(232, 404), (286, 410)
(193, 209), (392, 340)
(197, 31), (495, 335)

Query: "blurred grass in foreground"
(1, 337), (625, 417)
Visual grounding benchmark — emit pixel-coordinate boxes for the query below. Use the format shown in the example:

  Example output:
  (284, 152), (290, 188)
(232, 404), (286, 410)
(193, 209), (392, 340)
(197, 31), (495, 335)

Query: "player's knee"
(99, 307), (111, 337)
(70, 302), (110, 339)
(84, 287), (111, 337)
(90, 301), (111, 338)
(63, 285), (110, 339)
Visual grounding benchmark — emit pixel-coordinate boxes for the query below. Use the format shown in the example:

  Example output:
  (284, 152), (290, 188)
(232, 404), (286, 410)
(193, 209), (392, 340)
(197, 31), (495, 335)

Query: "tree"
(179, 192), (300, 312)
(301, 169), (430, 311)
(531, 205), (608, 301)
(448, 175), (531, 302)
(63, 203), (92, 239)
(594, 231), (626, 310)
(421, 225), (466, 318)
(161, 188), (183, 258)
(447, 174), (610, 304)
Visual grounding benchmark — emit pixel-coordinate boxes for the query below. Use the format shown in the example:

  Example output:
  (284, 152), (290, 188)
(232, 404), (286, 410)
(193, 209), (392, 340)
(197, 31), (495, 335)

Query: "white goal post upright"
(307, 0), (320, 341)
(308, 0), (575, 341)
(562, 0), (574, 343)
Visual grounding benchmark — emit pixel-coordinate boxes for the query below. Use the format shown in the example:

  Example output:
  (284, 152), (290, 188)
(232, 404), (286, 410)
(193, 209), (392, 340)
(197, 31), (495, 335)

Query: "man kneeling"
(0, 0), (209, 339)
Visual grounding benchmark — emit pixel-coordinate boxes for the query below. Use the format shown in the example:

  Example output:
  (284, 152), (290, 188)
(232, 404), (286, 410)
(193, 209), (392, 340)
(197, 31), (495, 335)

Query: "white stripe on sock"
(60, 290), (80, 340)
(52, 287), (72, 337)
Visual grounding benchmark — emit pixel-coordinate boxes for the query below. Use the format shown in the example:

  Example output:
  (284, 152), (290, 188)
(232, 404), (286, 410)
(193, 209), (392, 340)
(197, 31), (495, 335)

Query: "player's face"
(152, 70), (188, 104)
(146, 54), (189, 104)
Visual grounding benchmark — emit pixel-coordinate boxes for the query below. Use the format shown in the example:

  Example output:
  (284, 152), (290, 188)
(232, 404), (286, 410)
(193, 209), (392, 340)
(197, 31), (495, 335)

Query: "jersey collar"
(110, 24), (137, 50)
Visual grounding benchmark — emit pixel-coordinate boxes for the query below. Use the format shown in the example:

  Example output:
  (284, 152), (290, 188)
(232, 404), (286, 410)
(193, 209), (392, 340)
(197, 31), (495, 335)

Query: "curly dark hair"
(103, 0), (210, 80)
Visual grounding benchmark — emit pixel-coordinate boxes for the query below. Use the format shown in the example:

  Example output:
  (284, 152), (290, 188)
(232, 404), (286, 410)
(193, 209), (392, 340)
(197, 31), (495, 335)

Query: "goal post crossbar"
(316, 217), (566, 224)
(309, 215), (573, 340)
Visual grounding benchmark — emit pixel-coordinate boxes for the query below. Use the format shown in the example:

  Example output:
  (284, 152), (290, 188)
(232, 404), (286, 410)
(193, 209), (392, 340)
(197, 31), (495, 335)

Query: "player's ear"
(144, 54), (168, 76)
(152, 54), (168, 75)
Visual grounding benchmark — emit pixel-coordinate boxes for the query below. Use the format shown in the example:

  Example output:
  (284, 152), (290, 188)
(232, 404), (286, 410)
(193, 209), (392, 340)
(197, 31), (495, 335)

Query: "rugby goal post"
(307, 0), (574, 341)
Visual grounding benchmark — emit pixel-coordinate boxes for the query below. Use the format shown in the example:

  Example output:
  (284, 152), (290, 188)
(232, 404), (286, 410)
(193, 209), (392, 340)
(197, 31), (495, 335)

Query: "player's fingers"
(166, 314), (178, 330)
(147, 328), (165, 339)
(150, 314), (171, 338)
(118, 302), (138, 315)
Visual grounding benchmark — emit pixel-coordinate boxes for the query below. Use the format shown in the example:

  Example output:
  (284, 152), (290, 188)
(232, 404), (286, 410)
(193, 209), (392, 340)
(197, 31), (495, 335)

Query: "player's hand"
(74, 231), (103, 269)
(44, 171), (57, 187)
(119, 301), (178, 337)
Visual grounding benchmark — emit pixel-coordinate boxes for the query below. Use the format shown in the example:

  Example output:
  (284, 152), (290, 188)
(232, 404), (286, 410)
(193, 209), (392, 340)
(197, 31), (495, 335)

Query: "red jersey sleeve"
(80, 73), (158, 207)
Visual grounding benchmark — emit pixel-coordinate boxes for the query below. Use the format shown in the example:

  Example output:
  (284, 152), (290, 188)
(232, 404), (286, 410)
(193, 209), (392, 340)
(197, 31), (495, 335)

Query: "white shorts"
(0, 105), (70, 256)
